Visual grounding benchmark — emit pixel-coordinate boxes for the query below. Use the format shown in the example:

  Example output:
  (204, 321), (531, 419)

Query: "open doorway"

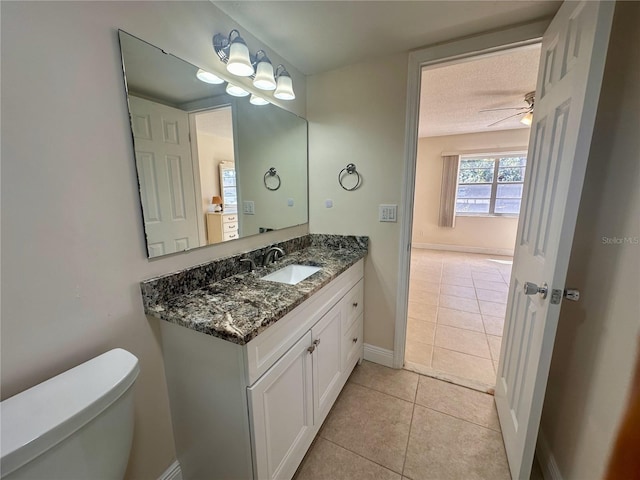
(403, 45), (541, 391)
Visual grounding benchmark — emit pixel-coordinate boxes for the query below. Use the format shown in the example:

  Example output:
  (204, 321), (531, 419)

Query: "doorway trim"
(393, 20), (550, 369)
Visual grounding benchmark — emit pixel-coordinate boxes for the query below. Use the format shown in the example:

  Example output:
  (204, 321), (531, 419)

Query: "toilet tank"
(0, 349), (140, 480)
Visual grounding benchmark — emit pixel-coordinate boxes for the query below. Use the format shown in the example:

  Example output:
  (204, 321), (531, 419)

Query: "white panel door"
(248, 331), (314, 480)
(129, 96), (199, 257)
(312, 303), (343, 424)
(495, 2), (615, 478)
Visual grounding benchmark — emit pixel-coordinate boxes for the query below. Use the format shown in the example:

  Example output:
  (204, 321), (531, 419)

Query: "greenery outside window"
(455, 154), (527, 216)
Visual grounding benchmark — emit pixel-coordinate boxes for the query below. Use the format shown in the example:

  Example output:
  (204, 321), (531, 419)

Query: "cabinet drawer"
(342, 313), (363, 371)
(223, 221), (238, 231)
(223, 214), (238, 223)
(223, 231), (238, 241)
(342, 279), (363, 332)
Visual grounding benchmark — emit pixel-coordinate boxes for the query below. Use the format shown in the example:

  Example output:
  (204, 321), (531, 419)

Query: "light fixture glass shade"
(274, 74), (295, 100)
(253, 61), (276, 90)
(227, 39), (254, 77)
(250, 94), (270, 106)
(196, 69), (224, 84)
(520, 112), (533, 126)
(226, 83), (249, 97)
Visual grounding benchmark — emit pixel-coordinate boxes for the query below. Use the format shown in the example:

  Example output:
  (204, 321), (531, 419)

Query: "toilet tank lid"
(0, 348), (139, 475)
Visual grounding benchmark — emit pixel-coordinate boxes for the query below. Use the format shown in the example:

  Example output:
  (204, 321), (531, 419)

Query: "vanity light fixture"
(250, 94), (270, 106)
(226, 83), (250, 97)
(196, 68), (224, 85)
(213, 30), (296, 101)
(274, 65), (295, 100)
(214, 29), (254, 77)
(253, 51), (277, 91)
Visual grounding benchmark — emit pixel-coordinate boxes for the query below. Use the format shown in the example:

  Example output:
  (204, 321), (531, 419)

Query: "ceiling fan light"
(226, 83), (249, 97)
(250, 94), (270, 106)
(196, 68), (224, 85)
(227, 37), (254, 77)
(253, 60), (277, 91)
(274, 73), (295, 100)
(520, 112), (533, 126)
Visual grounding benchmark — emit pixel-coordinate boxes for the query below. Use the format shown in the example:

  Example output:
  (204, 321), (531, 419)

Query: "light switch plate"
(243, 200), (255, 215)
(379, 204), (397, 222)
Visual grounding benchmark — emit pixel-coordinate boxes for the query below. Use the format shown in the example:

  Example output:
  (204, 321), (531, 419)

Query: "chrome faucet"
(263, 246), (285, 266)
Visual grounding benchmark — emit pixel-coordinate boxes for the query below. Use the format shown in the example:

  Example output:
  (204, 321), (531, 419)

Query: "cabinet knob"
(352, 337), (358, 343)
(352, 302), (358, 308)
(313, 339), (321, 347)
(307, 345), (316, 354)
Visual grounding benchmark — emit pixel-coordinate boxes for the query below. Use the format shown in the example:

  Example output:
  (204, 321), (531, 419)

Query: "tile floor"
(405, 249), (513, 388)
(294, 361), (511, 480)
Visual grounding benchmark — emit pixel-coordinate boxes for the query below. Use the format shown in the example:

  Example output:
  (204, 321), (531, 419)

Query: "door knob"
(523, 282), (548, 299)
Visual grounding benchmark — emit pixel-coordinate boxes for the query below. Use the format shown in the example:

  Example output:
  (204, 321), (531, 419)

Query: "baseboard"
(363, 344), (394, 368)
(536, 431), (563, 480)
(412, 242), (514, 257)
(158, 460), (183, 480)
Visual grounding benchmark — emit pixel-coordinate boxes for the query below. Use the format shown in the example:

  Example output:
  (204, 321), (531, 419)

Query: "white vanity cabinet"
(159, 259), (364, 480)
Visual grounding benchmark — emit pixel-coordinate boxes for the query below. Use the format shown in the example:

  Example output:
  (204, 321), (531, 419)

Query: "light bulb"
(226, 37), (254, 77)
(520, 112), (533, 126)
(274, 74), (295, 100)
(250, 94), (269, 106)
(253, 61), (276, 91)
(196, 69), (224, 84)
(226, 83), (249, 97)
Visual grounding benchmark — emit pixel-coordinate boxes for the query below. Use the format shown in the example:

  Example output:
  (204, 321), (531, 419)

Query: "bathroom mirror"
(118, 30), (308, 258)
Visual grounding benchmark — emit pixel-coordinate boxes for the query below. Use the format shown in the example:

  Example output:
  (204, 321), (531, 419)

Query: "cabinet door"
(312, 303), (343, 424)
(248, 332), (314, 480)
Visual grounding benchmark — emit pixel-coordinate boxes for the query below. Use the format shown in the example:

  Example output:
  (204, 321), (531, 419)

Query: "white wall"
(539, 2), (640, 478)
(412, 130), (530, 253)
(0, 2), (306, 479)
(308, 53), (408, 351)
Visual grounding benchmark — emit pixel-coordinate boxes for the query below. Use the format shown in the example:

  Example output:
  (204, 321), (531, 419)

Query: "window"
(455, 154), (527, 216)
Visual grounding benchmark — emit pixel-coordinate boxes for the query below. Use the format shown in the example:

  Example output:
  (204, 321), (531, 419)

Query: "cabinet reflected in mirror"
(118, 30), (308, 258)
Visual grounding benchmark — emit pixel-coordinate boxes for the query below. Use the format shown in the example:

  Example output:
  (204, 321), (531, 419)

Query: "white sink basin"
(260, 265), (322, 285)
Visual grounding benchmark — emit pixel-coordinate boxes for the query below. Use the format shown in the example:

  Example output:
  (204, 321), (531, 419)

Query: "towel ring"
(338, 163), (362, 191)
(263, 167), (281, 191)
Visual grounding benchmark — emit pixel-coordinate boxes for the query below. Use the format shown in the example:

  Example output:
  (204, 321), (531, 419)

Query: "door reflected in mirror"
(118, 30), (308, 258)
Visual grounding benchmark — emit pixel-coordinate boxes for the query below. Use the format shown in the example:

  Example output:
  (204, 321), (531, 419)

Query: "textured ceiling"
(213, 1), (561, 76)
(419, 45), (541, 137)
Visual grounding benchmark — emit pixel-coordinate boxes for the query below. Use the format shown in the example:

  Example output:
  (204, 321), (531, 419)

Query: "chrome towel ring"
(264, 167), (281, 191)
(338, 163), (362, 191)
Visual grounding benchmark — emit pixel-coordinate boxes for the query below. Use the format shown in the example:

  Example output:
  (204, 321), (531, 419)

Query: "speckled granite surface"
(141, 234), (368, 345)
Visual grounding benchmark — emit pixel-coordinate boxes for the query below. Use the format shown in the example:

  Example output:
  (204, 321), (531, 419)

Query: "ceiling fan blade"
(479, 106), (530, 113)
(487, 111), (526, 127)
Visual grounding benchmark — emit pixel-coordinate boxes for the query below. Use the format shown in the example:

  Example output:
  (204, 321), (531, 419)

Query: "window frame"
(455, 152), (527, 217)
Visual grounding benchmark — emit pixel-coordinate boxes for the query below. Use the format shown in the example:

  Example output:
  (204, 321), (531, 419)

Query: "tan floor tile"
(407, 318), (436, 345)
(473, 279), (509, 292)
(437, 308), (484, 332)
(349, 360), (419, 402)
(410, 270), (441, 283)
(404, 406), (510, 480)
(435, 325), (491, 359)
(415, 376), (500, 431)
(479, 300), (507, 318)
(471, 271), (505, 283)
(439, 284), (476, 299)
(294, 437), (401, 480)
(439, 294), (480, 314)
(405, 340), (433, 366)
(441, 274), (474, 287)
(442, 266), (472, 278)
(409, 279), (440, 294)
(487, 335), (502, 362)
(407, 301), (437, 321)
(483, 315), (505, 336)
(320, 383), (413, 473)
(432, 347), (496, 385)
(407, 289), (438, 306)
(476, 288), (509, 303)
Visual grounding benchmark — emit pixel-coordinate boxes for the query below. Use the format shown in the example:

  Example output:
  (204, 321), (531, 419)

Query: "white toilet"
(0, 348), (140, 480)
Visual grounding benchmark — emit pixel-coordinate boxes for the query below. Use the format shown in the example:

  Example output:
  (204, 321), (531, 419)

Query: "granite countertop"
(143, 236), (367, 345)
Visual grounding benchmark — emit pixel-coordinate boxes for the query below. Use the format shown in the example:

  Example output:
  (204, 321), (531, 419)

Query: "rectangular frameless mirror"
(118, 30), (308, 258)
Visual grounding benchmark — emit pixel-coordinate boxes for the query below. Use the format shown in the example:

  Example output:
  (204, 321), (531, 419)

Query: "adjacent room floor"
(405, 249), (513, 389)
(294, 360), (514, 480)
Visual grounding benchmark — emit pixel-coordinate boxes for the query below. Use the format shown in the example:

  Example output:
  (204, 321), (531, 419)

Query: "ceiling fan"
(480, 91), (535, 127)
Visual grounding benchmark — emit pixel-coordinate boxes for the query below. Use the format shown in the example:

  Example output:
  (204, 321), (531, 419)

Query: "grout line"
(319, 437), (405, 476)
(347, 379), (416, 406)
(415, 402), (502, 433)
(400, 370), (420, 477)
